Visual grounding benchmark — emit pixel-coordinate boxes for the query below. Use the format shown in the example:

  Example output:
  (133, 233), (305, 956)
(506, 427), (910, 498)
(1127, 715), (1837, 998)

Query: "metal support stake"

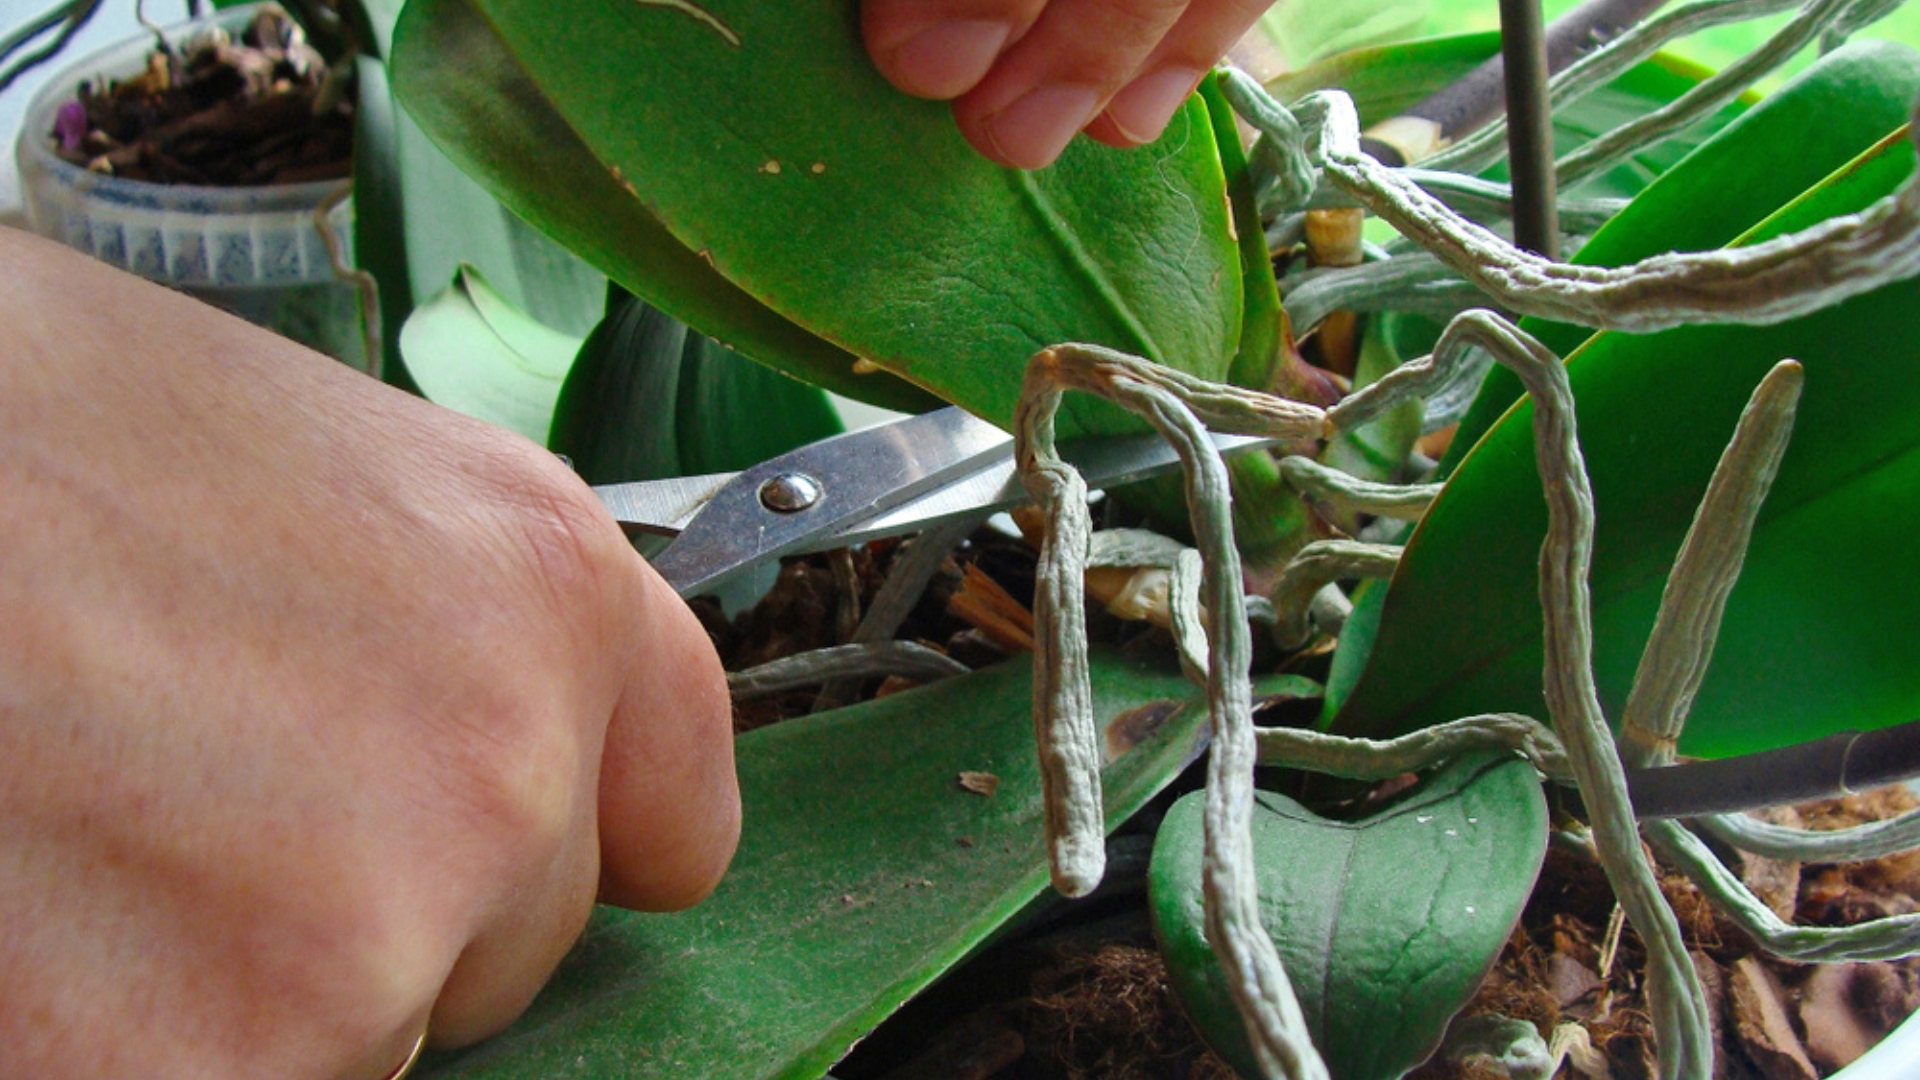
(1500, 0), (1561, 259)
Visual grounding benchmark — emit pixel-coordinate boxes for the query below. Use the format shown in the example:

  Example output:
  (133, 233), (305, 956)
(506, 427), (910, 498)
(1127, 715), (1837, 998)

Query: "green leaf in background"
(1264, 30), (1745, 197)
(398, 265), (584, 444)
(354, 0), (404, 56)
(1421, 0), (1920, 92)
(389, 0), (938, 416)
(1330, 121), (1920, 759)
(417, 650), (1212, 1080)
(549, 292), (844, 485)
(1322, 312), (1426, 494)
(350, 53), (417, 391)
(352, 52), (605, 396)
(393, 0), (1241, 438)
(1253, 0), (1431, 71)
(1266, 31), (1502, 124)
(1494, 54), (1749, 203)
(1150, 752), (1547, 1080)
(1443, 39), (1920, 468)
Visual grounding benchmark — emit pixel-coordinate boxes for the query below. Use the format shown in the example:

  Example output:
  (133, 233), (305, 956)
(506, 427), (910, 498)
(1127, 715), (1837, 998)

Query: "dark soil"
(50, 6), (352, 186)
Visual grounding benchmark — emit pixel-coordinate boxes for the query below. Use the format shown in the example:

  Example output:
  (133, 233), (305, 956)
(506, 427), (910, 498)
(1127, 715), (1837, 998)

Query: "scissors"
(590, 404), (1283, 599)
(586, 405), (1920, 823)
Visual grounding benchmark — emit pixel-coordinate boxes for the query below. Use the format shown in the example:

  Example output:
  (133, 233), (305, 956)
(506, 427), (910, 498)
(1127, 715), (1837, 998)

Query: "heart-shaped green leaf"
(549, 292), (844, 484)
(1150, 752), (1548, 1080)
(415, 650), (1211, 1080)
(1443, 39), (1920, 467)
(392, 0), (1241, 437)
(398, 265), (584, 444)
(1330, 119), (1920, 758)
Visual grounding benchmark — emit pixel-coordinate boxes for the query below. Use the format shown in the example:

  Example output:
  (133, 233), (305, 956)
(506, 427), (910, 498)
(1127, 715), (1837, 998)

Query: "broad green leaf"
(416, 650), (1213, 1080)
(1330, 124), (1920, 759)
(549, 293), (844, 484)
(1444, 40), (1920, 468)
(389, 0), (938, 415)
(398, 265), (583, 444)
(1150, 752), (1547, 1080)
(393, 0), (1240, 438)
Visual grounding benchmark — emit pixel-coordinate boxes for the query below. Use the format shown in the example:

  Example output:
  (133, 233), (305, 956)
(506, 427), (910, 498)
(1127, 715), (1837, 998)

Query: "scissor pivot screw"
(758, 473), (823, 513)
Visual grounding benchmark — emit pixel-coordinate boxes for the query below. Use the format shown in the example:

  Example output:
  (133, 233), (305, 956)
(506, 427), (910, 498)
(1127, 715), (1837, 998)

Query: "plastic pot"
(13, 3), (366, 370)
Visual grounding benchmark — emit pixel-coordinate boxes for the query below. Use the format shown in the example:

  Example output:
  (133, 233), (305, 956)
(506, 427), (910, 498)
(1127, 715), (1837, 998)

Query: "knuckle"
(443, 698), (583, 857)
(462, 448), (640, 635)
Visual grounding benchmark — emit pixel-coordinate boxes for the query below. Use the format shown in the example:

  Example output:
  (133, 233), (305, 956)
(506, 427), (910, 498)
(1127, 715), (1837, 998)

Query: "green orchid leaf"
(550, 292), (844, 484)
(1252, 0), (1430, 71)
(351, 51), (606, 399)
(383, 91), (606, 340)
(416, 650), (1212, 1080)
(1205, 74), (1290, 397)
(1444, 39), (1920, 469)
(1329, 122), (1920, 759)
(1150, 752), (1547, 1080)
(354, 0), (404, 56)
(398, 265), (584, 445)
(1493, 54), (1747, 203)
(1323, 312), (1426, 491)
(673, 333), (845, 476)
(392, 0), (1240, 437)
(388, 0), (936, 415)
(1264, 31), (1744, 196)
(1323, 579), (1391, 722)
(1266, 32), (1503, 126)
(349, 54), (416, 391)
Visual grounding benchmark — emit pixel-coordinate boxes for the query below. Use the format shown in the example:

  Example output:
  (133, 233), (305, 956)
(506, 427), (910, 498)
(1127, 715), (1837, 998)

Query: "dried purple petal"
(55, 100), (87, 153)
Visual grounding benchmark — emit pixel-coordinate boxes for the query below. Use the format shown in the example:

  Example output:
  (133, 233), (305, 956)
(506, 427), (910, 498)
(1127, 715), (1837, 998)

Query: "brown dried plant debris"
(51, 7), (352, 186)
(1409, 788), (1920, 1080)
(950, 562), (1038, 653)
(1024, 945), (1237, 1080)
(700, 527), (1052, 730)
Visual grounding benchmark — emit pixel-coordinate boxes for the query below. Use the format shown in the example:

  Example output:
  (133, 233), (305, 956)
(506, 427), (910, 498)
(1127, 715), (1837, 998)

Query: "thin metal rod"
(1500, 0), (1562, 259)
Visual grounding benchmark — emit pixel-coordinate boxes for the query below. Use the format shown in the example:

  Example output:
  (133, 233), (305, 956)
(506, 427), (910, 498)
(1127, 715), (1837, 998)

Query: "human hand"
(862, 0), (1271, 169)
(0, 228), (739, 1079)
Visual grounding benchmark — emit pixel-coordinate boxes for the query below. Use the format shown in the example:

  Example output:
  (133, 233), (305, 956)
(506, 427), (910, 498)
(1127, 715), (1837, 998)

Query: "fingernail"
(1103, 67), (1205, 144)
(983, 84), (1102, 170)
(887, 19), (1009, 99)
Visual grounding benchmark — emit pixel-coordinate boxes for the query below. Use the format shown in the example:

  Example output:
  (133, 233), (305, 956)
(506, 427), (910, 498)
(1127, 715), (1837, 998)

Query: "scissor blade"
(594, 473), (736, 536)
(825, 429), (1285, 550)
(646, 406), (1013, 597)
